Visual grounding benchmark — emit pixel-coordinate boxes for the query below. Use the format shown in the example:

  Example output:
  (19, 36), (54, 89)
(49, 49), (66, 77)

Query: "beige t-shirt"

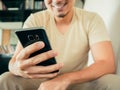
(23, 7), (110, 74)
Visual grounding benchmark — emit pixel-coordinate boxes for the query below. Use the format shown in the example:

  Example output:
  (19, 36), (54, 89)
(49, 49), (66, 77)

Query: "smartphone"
(15, 27), (58, 72)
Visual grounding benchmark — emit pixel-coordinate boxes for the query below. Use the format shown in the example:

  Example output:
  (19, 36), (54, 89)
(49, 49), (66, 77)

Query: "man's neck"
(53, 8), (74, 34)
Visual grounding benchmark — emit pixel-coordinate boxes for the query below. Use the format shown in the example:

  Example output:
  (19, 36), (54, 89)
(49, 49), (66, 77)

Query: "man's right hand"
(9, 41), (63, 79)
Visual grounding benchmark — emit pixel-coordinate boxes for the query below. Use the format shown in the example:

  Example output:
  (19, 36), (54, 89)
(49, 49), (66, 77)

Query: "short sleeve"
(23, 14), (37, 28)
(22, 10), (49, 29)
(88, 14), (110, 46)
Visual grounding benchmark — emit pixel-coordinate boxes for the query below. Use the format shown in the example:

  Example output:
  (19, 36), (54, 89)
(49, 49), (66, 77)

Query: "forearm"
(57, 60), (115, 85)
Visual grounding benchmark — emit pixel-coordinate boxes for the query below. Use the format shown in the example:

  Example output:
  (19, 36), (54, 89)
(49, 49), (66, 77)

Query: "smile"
(51, 2), (67, 9)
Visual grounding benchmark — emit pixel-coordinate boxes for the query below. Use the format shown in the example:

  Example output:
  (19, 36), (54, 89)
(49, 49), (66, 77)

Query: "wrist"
(55, 73), (73, 87)
(59, 72), (78, 85)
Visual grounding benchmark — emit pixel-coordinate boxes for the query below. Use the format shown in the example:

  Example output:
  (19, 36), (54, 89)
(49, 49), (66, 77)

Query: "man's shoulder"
(75, 7), (96, 14)
(32, 9), (50, 17)
(74, 7), (101, 24)
(75, 7), (97, 18)
(23, 9), (51, 28)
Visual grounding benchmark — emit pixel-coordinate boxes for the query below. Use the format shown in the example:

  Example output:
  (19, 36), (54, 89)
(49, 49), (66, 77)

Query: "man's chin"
(55, 12), (68, 18)
(56, 10), (70, 18)
(57, 14), (66, 18)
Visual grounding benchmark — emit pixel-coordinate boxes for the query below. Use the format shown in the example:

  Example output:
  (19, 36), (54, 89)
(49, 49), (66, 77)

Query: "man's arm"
(48, 41), (115, 86)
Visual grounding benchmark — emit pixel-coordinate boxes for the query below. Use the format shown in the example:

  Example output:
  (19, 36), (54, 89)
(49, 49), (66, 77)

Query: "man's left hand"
(38, 74), (70, 90)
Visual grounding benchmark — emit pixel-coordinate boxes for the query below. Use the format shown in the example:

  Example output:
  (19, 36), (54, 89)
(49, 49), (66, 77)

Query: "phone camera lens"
(35, 35), (39, 40)
(28, 35), (34, 40)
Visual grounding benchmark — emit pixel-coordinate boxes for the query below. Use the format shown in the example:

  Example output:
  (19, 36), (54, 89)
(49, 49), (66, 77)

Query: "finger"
(15, 68), (32, 78)
(28, 73), (58, 79)
(24, 63), (64, 74)
(16, 41), (45, 60)
(20, 50), (58, 68)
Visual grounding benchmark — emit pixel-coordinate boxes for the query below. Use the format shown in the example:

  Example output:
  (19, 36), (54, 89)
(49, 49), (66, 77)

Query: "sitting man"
(0, 0), (120, 90)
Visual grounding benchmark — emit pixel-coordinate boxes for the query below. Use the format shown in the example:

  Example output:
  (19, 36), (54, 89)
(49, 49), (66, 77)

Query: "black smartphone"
(15, 27), (58, 71)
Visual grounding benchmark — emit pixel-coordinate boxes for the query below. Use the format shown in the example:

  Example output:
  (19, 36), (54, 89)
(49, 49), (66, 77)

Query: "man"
(0, 0), (119, 90)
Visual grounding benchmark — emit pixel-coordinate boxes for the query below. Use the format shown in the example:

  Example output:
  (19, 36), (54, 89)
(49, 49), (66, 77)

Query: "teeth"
(55, 5), (64, 8)
(52, 3), (65, 8)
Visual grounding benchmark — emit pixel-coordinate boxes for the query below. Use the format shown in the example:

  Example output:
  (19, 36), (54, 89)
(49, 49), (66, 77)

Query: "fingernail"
(50, 50), (58, 56)
(60, 63), (64, 67)
(37, 41), (44, 47)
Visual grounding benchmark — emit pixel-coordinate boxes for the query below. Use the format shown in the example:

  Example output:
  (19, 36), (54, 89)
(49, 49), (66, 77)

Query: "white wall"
(84, 0), (120, 74)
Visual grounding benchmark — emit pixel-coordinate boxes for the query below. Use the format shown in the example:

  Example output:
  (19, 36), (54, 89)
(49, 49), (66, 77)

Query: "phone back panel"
(15, 28), (57, 66)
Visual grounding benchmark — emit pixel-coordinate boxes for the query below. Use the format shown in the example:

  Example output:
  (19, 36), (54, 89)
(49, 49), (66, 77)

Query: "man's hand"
(38, 74), (70, 90)
(9, 41), (63, 79)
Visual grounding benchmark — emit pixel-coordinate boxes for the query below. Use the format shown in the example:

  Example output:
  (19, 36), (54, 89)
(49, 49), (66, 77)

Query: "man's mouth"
(51, 2), (67, 9)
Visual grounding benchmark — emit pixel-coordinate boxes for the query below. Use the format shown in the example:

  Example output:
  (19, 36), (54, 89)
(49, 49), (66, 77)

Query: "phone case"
(15, 27), (58, 69)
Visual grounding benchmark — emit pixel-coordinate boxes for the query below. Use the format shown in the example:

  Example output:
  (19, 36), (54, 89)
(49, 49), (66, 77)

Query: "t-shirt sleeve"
(88, 13), (110, 46)
(23, 14), (40, 28)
